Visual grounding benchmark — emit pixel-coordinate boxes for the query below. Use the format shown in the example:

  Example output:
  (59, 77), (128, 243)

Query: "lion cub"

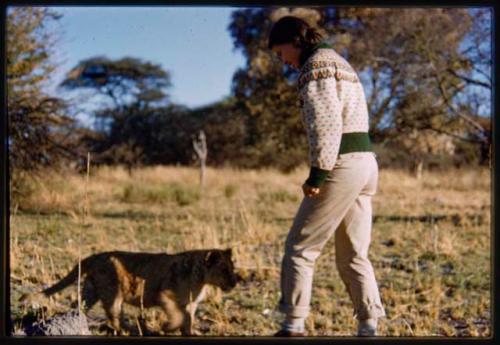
(20, 249), (239, 335)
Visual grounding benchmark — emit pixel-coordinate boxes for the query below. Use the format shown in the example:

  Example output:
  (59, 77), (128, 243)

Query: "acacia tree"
(59, 56), (173, 171)
(7, 7), (79, 174)
(60, 56), (171, 112)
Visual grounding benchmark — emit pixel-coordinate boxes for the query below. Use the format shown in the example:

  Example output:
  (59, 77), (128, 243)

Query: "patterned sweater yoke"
(298, 45), (372, 187)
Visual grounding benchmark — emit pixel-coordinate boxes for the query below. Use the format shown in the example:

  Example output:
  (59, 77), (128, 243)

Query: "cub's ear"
(205, 250), (222, 266)
(224, 249), (232, 257)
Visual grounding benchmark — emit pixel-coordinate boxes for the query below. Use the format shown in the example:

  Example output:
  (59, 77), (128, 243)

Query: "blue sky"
(45, 7), (246, 113)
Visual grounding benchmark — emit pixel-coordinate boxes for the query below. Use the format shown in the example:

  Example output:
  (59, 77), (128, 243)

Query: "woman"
(268, 16), (386, 337)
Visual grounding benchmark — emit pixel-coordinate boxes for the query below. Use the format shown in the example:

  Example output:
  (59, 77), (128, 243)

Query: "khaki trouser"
(279, 152), (386, 320)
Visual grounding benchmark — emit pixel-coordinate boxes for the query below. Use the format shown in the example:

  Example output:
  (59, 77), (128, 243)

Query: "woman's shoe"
(274, 329), (306, 337)
(357, 318), (377, 336)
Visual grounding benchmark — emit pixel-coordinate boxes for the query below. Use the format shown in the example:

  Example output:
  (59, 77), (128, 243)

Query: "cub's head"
(205, 249), (239, 291)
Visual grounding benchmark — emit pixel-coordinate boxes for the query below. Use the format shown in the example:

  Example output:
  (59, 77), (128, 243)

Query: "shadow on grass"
(373, 213), (486, 226)
(15, 209), (159, 221)
(16, 209), (487, 227)
(273, 213), (487, 227)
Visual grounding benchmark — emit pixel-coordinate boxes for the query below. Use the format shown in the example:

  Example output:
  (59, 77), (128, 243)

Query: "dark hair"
(268, 16), (324, 64)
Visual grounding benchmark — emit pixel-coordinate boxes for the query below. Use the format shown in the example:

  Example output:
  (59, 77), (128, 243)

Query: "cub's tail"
(19, 256), (93, 303)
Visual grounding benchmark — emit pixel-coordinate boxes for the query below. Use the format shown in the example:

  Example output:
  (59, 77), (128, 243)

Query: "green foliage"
(9, 7), (491, 175)
(227, 7), (491, 171)
(60, 56), (171, 110)
(224, 184), (238, 199)
(228, 8), (312, 171)
(258, 189), (298, 204)
(121, 182), (200, 206)
(56, 54), (174, 172)
(9, 170), (38, 208)
(7, 7), (80, 172)
(86, 104), (194, 169)
(188, 98), (248, 167)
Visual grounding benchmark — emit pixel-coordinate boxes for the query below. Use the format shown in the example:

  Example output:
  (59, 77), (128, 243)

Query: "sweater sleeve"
(300, 73), (343, 187)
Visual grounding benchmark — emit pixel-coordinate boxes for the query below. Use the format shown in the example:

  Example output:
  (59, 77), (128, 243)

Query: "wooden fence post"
(193, 130), (207, 191)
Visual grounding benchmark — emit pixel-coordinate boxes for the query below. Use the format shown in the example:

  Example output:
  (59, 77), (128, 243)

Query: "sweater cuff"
(305, 166), (330, 188)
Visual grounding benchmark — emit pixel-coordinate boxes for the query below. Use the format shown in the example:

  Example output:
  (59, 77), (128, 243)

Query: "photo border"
(1, 0), (498, 344)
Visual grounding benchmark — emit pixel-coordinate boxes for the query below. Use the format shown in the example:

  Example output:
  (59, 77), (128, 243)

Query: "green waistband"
(338, 132), (372, 155)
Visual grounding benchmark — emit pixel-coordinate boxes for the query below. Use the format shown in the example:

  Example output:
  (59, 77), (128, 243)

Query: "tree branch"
(427, 126), (484, 144)
(429, 63), (488, 141)
(446, 68), (491, 89)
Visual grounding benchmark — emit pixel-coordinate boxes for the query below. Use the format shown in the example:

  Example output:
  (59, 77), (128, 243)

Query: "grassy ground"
(9, 164), (491, 337)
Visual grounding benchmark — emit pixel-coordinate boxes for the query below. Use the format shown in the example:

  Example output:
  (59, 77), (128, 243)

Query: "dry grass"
(9, 165), (491, 337)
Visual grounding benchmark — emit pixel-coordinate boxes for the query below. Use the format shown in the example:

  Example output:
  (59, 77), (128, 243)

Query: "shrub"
(121, 182), (200, 206)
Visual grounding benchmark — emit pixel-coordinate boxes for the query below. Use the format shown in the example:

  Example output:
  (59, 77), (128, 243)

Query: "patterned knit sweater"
(298, 43), (371, 188)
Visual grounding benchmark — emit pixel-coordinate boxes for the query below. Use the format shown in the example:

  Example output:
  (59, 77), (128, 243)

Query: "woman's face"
(272, 43), (302, 69)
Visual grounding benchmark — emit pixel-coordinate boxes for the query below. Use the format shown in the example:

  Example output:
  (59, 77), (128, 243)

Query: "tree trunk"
(200, 159), (206, 190)
(193, 130), (207, 191)
(413, 158), (424, 180)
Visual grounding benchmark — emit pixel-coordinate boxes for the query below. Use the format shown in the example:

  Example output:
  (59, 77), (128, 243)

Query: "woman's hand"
(302, 183), (320, 198)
